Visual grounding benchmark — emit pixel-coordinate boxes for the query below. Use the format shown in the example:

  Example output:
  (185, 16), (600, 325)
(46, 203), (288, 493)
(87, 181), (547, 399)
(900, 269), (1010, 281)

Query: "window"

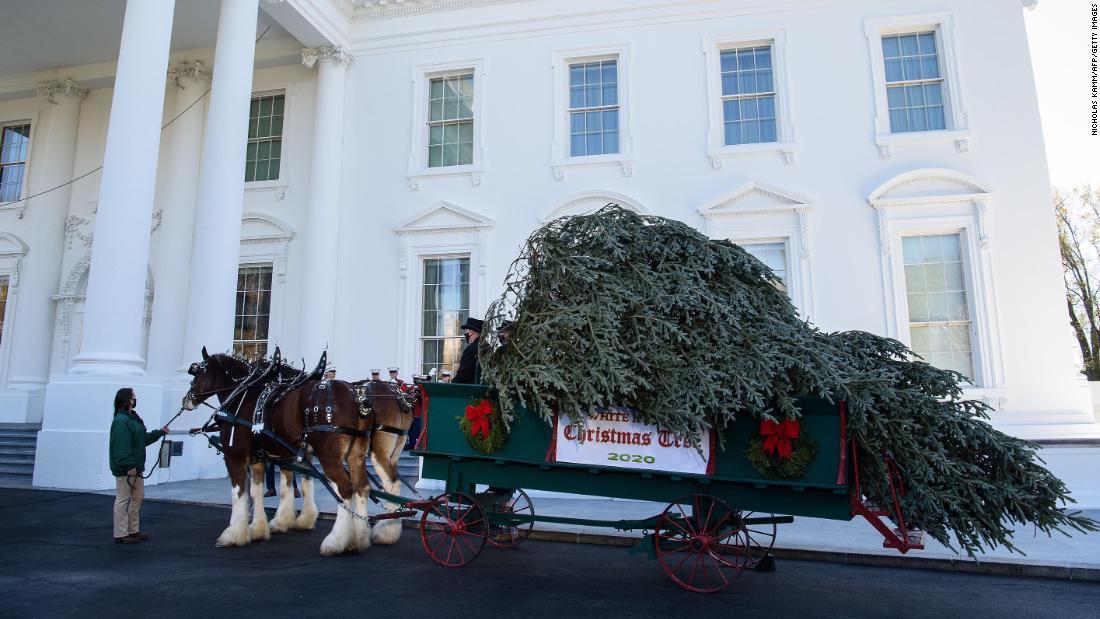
(0, 276), (7, 346)
(427, 74), (474, 168)
(0, 124), (30, 202)
(743, 241), (788, 293)
(902, 233), (972, 379)
(864, 14), (970, 158)
(245, 94), (284, 182)
(882, 32), (945, 133)
(720, 46), (776, 145)
(233, 264), (273, 360)
(420, 257), (470, 374)
(568, 60), (619, 157)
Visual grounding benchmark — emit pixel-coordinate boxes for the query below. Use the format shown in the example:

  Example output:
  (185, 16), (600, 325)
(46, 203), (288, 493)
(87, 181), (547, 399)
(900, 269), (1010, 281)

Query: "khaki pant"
(113, 475), (144, 538)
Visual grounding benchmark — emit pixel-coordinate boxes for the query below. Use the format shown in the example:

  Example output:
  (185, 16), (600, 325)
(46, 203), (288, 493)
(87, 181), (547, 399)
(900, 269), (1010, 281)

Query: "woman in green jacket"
(109, 387), (167, 544)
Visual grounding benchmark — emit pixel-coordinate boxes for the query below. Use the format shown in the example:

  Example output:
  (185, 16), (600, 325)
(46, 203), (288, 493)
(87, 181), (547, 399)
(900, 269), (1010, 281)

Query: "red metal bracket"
(849, 440), (925, 553)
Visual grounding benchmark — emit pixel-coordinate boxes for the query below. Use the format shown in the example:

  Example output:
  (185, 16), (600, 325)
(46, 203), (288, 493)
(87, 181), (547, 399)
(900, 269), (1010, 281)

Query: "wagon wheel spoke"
(419, 492), (488, 568)
(654, 494), (744, 593)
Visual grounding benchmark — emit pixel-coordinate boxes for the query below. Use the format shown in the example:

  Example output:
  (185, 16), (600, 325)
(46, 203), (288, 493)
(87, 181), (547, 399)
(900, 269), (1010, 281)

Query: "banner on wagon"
(551, 408), (713, 475)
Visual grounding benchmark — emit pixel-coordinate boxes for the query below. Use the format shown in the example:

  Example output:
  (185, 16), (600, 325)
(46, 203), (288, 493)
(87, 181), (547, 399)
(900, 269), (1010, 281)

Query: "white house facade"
(0, 0), (1096, 505)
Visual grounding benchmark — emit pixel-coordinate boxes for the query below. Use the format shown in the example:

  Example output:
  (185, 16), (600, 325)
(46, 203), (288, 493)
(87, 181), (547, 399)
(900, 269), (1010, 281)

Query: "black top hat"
(460, 317), (484, 332)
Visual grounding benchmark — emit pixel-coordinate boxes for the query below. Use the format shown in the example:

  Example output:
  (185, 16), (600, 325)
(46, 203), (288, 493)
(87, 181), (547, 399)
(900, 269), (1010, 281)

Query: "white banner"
(552, 408), (712, 475)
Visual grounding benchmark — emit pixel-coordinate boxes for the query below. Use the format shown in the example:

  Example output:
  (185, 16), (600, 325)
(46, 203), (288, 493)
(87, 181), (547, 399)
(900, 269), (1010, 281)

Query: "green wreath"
(459, 398), (509, 454)
(744, 419), (818, 481)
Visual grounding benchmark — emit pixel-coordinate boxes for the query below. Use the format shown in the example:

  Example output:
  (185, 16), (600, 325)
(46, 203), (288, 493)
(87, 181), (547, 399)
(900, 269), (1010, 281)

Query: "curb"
(146, 496), (1100, 583)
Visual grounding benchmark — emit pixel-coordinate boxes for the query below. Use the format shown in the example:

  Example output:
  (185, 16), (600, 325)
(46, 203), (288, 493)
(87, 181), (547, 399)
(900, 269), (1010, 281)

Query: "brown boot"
(115, 536), (140, 544)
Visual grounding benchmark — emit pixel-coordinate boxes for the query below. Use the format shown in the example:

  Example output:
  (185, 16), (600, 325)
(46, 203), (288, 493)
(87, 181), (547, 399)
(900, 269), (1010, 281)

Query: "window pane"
(881, 32), (946, 134)
(233, 264), (273, 360)
(904, 233), (973, 379)
(421, 257), (471, 374)
(0, 277), (8, 346)
(568, 60), (621, 158)
(743, 241), (788, 292)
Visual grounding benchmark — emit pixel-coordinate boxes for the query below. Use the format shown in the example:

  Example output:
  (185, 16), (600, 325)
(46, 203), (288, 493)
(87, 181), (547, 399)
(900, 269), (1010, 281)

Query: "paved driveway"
(2, 489), (1096, 618)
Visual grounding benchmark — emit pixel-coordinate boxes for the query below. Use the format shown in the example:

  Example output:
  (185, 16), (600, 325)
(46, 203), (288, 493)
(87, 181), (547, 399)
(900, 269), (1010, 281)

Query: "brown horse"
(183, 349), (318, 547)
(184, 347), (413, 555)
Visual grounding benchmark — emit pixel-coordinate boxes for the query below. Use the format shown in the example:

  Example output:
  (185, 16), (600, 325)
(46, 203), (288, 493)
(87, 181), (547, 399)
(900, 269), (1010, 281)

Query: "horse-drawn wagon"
(367, 381), (925, 594)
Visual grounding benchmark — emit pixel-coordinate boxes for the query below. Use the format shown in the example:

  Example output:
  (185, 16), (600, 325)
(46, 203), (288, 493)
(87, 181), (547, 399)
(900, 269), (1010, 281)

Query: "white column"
(1, 79), (86, 422)
(181, 0), (259, 360)
(35, 0), (176, 490)
(71, 0), (175, 375)
(146, 61), (212, 377)
(297, 46), (350, 359)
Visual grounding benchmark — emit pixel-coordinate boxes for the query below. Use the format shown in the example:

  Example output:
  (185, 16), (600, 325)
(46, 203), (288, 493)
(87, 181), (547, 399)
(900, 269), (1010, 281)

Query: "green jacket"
(109, 410), (164, 477)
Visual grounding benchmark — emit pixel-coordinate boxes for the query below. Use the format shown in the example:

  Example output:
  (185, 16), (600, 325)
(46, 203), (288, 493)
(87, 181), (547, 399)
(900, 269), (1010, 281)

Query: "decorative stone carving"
(167, 60), (212, 88)
(975, 200), (990, 251)
(877, 143), (892, 160)
(302, 46), (352, 69)
(36, 78), (88, 104)
(63, 216), (93, 250)
(954, 138), (970, 154)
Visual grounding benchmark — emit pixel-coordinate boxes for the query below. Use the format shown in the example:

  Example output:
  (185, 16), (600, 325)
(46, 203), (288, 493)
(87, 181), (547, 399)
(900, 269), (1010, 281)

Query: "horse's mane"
(216, 350), (309, 381)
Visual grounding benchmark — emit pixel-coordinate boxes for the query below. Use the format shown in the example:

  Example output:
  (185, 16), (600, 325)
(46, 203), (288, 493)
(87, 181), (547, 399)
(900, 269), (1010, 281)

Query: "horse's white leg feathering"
(270, 469), (296, 533)
(216, 485), (251, 547)
(295, 477), (318, 530)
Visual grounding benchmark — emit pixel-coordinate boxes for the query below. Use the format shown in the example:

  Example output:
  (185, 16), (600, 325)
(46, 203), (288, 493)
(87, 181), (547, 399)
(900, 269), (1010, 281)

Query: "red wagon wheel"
(653, 494), (747, 593)
(736, 511), (778, 569)
(419, 492), (488, 567)
(487, 488), (535, 548)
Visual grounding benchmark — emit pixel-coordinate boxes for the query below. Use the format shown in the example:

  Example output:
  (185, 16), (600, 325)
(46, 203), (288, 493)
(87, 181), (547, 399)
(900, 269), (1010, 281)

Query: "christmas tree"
(480, 205), (1096, 555)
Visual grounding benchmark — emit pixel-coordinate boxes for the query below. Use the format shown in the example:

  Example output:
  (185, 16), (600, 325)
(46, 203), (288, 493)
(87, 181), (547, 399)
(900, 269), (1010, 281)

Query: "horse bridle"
(184, 358), (248, 408)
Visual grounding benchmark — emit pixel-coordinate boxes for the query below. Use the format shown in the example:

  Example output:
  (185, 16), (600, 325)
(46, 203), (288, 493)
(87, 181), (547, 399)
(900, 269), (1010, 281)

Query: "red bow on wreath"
(760, 419), (800, 460)
(465, 400), (493, 439)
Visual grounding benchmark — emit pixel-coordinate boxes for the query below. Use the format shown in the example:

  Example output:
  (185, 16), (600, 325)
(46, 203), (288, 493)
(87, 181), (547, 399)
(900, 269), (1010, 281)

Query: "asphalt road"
(1, 488), (1096, 618)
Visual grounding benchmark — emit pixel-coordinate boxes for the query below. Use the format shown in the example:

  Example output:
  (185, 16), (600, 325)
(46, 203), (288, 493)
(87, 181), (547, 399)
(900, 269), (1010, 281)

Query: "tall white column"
(298, 47), (350, 359)
(35, 0), (176, 490)
(71, 0), (175, 375)
(147, 61), (211, 377)
(0, 79), (86, 422)
(181, 0), (260, 359)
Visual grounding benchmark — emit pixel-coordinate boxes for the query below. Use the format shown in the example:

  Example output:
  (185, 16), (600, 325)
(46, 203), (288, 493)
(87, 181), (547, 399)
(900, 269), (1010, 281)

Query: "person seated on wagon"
(370, 369), (381, 382)
(453, 317), (483, 384)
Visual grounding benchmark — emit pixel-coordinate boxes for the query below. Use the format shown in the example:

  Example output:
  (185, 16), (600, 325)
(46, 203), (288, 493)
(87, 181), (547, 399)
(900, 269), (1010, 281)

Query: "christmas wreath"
(459, 398), (509, 454)
(744, 419), (817, 481)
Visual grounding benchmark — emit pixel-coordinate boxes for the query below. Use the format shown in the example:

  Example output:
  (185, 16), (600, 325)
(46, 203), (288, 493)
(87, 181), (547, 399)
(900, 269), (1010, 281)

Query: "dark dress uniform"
(453, 317), (483, 384)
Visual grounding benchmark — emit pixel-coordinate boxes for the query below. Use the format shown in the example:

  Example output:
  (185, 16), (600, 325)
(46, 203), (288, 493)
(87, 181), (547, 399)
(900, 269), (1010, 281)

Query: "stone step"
(0, 456), (35, 466)
(0, 439), (37, 449)
(0, 474), (33, 487)
(0, 465), (33, 476)
(0, 431), (39, 441)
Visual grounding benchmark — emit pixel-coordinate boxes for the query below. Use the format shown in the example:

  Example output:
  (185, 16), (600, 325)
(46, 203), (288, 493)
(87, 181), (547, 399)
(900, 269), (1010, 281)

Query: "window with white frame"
(0, 276), (8, 346)
(864, 14), (970, 157)
(234, 264), (273, 360)
(569, 59), (619, 157)
(420, 256), (470, 375)
(428, 73), (474, 168)
(901, 233), (973, 379)
(245, 93), (284, 182)
(882, 32), (946, 133)
(720, 45), (777, 145)
(0, 123), (30, 202)
(703, 32), (795, 167)
(742, 241), (788, 293)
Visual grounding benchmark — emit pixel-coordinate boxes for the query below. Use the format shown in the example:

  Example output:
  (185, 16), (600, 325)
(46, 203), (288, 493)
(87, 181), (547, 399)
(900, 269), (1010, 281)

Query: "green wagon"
(385, 381), (923, 593)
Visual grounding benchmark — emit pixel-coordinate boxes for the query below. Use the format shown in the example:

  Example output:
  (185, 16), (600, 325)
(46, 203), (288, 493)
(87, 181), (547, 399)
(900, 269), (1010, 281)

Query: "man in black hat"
(453, 317), (483, 384)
